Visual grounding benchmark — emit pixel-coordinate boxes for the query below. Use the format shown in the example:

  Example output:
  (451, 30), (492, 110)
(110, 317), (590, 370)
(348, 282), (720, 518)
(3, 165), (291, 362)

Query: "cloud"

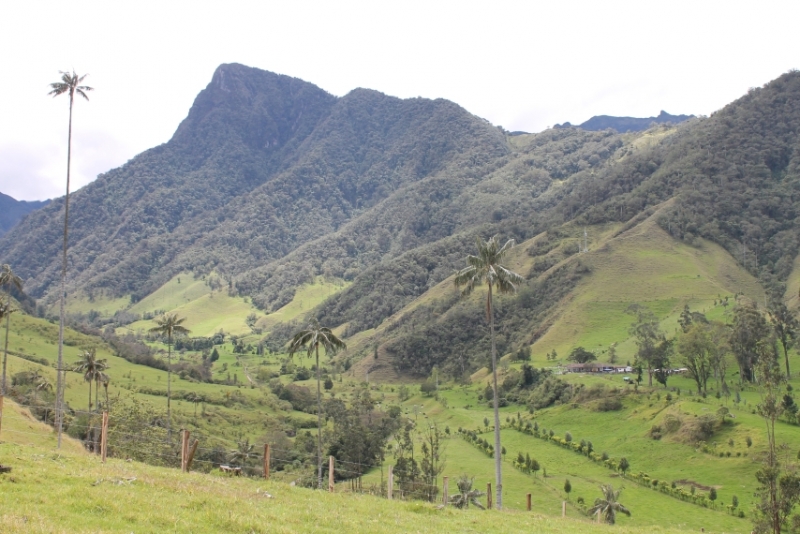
(0, 131), (133, 201)
(0, 142), (60, 201)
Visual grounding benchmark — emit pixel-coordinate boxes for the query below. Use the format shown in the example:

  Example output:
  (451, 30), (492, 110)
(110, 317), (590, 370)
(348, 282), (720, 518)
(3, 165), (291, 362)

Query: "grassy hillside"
(526, 206), (764, 366)
(0, 398), (727, 534)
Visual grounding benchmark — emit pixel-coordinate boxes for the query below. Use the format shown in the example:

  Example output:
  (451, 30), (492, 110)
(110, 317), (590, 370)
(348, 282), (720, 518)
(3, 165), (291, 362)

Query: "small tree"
(619, 457), (630, 475)
(449, 475), (485, 509)
(567, 347), (596, 364)
(589, 484), (632, 525)
(752, 343), (800, 532)
(768, 295), (798, 378)
(564, 478), (572, 500)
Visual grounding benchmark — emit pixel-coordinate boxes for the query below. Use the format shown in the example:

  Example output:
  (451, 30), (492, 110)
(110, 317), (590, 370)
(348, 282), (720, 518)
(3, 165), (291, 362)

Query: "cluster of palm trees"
(73, 348), (109, 412)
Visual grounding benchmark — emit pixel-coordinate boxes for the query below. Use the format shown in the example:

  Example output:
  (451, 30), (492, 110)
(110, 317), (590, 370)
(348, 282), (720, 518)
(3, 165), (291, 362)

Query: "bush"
(594, 397), (623, 411)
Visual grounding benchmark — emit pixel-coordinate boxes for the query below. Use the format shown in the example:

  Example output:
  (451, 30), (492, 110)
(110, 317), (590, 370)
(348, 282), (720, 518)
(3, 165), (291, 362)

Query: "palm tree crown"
(288, 318), (346, 490)
(453, 236), (524, 306)
(149, 313), (190, 439)
(288, 318), (347, 360)
(149, 313), (190, 341)
(49, 71), (93, 101)
(589, 484), (631, 525)
(454, 235), (523, 511)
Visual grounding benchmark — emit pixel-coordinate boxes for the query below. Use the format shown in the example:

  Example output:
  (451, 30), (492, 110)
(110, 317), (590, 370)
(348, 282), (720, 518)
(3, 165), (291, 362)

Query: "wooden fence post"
(187, 439), (198, 471)
(562, 501), (566, 517)
(263, 443), (270, 479)
(101, 411), (109, 463)
(596, 509), (601, 523)
(526, 493), (531, 511)
(181, 430), (190, 472)
(487, 483), (492, 509)
(442, 476), (449, 505)
(328, 456), (335, 492)
(387, 465), (393, 500)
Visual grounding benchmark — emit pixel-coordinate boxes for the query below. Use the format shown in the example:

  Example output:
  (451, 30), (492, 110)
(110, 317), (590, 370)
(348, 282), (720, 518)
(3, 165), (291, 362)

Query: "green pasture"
(0, 399), (694, 534)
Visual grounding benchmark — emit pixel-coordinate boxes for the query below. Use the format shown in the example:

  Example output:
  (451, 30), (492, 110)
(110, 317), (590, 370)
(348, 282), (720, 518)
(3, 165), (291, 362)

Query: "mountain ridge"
(555, 110), (695, 132)
(0, 192), (49, 237)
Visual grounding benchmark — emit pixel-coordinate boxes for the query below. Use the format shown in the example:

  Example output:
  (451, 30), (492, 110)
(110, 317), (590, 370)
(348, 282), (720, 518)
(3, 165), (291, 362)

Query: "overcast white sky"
(1, 0), (798, 201)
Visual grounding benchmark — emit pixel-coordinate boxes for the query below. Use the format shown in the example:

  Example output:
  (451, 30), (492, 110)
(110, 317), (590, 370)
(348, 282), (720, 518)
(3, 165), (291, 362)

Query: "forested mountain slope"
(0, 63), (507, 304)
(318, 70), (800, 377)
(3, 66), (800, 382)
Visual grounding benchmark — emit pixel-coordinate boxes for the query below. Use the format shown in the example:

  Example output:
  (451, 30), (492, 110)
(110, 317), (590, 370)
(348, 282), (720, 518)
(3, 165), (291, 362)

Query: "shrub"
(594, 397), (623, 411)
(649, 425), (663, 440)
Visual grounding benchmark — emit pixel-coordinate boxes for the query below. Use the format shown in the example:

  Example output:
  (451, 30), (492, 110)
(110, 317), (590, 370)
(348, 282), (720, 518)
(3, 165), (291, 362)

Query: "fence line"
(0, 396), (542, 513)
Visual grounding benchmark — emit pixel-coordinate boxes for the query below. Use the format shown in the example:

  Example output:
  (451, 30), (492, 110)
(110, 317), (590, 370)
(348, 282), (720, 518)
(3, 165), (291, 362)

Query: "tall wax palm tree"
(186, 392), (203, 417)
(34, 375), (54, 404)
(74, 349), (106, 411)
(101, 376), (110, 410)
(94, 369), (109, 411)
(454, 236), (523, 510)
(229, 438), (255, 468)
(0, 298), (15, 396)
(149, 313), (189, 439)
(49, 71), (93, 448)
(0, 264), (23, 395)
(589, 484), (631, 525)
(288, 318), (346, 490)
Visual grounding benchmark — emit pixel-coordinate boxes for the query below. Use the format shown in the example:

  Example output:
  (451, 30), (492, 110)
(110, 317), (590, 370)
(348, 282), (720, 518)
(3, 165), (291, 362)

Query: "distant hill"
(555, 110), (694, 132)
(0, 192), (49, 237)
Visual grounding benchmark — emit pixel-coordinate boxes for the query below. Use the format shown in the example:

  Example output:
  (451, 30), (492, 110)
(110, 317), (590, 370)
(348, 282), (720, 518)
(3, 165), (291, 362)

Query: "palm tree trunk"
(316, 344), (323, 490)
(88, 379), (92, 412)
(167, 335), (172, 440)
(783, 344), (791, 378)
(56, 92), (75, 449)
(488, 284), (502, 510)
(2, 310), (10, 395)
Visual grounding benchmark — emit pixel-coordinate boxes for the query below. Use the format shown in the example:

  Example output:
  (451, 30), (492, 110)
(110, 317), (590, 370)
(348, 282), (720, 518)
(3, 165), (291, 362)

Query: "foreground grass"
(0, 402), (691, 534)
